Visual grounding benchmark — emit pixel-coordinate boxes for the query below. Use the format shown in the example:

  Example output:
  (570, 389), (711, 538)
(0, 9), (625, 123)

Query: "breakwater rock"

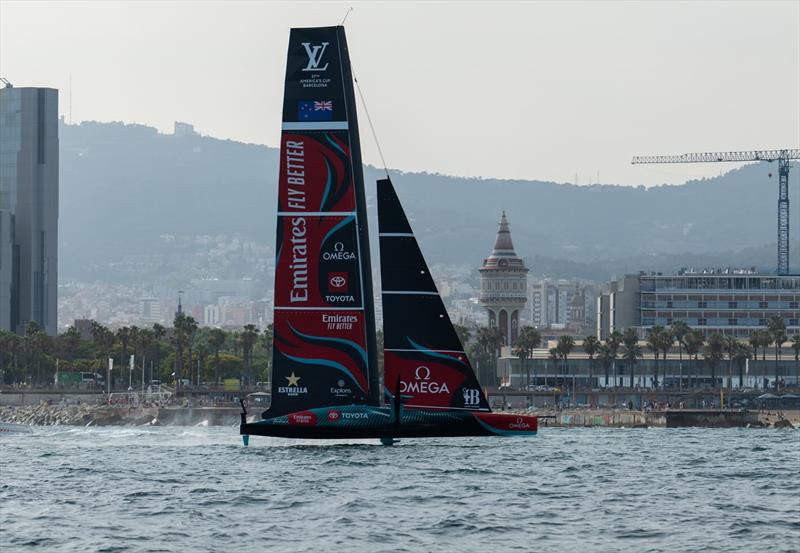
(0, 403), (239, 427)
(0, 404), (159, 426)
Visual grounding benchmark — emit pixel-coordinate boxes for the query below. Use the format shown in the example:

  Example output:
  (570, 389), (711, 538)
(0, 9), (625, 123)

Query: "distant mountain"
(59, 120), (799, 281)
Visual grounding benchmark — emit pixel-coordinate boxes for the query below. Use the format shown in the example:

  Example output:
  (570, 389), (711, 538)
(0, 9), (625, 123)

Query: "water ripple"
(1, 426), (798, 552)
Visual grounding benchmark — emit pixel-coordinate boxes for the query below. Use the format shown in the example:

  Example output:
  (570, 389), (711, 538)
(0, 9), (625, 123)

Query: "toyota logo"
(414, 366), (431, 380)
(330, 276), (346, 288)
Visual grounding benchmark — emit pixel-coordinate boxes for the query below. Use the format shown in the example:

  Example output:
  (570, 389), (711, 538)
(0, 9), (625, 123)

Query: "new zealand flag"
(298, 100), (333, 121)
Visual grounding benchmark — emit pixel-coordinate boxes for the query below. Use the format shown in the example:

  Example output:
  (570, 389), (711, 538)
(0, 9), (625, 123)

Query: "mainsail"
(378, 178), (491, 412)
(269, 26), (379, 417)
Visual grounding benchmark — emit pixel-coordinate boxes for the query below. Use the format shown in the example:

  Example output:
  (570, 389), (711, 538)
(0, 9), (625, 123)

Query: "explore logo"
(330, 378), (352, 398)
(399, 366), (451, 395)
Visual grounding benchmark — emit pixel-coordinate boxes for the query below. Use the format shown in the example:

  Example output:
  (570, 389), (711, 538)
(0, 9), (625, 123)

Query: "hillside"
(59, 120), (798, 281)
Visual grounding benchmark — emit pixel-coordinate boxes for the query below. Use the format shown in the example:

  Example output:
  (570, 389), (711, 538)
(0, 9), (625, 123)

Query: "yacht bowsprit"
(239, 25), (537, 444)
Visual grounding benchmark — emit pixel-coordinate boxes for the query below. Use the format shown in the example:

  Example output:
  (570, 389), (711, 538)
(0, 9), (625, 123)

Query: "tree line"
(1, 314), (797, 390)
(0, 315), (273, 390)
(510, 315), (799, 390)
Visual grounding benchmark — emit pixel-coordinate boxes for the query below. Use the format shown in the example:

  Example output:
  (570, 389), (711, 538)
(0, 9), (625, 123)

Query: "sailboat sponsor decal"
(385, 350), (487, 410)
(400, 366), (451, 395)
(278, 372), (308, 396)
(288, 411), (318, 426)
(272, 311), (369, 397)
(462, 388), (482, 407)
(279, 132), (354, 213)
(330, 379), (352, 398)
(322, 313), (357, 330)
(326, 409), (368, 422)
(301, 42), (329, 71)
(323, 241), (356, 261)
(274, 215), (361, 308)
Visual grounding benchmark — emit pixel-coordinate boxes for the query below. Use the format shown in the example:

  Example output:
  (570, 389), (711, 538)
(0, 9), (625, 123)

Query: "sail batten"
(378, 178), (491, 412)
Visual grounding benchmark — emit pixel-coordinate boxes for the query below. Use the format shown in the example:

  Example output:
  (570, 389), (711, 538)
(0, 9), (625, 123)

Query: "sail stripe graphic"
(281, 352), (366, 393)
(288, 323), (368, 365)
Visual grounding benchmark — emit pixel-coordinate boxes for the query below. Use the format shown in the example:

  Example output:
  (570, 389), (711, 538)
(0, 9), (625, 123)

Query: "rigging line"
(352, 69), (390, 178)
(341, 7), (353, 26)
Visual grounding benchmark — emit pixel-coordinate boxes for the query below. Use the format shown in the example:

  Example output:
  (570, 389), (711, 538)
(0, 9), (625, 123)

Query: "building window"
(728, 318), (737, 325)
(789, 319), (799, 326)
(698, 318), (707, 326)
(759, 301), (768, 308)
(728, 301), (737, 308)
(790, 302), (799, 309)
(698, 301), (707, 308)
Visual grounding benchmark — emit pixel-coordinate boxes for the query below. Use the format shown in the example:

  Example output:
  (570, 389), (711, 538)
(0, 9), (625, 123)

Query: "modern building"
(0, 85), (59, 335)
(139, 296), (161, 324)
(597, 269), (800, 339)
(529, 278), (588, 329)
(479, 211), (528, 345)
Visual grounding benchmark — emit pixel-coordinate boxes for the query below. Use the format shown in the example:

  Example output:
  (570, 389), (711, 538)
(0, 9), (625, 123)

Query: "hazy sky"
(2, 1), (798, 186)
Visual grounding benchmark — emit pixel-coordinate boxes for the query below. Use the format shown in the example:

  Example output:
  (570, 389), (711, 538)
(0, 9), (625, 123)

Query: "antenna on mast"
(341, 7), (353, 26)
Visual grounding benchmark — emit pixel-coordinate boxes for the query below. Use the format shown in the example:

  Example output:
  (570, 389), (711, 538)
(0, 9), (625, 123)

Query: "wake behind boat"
(240, 25), (537, 444)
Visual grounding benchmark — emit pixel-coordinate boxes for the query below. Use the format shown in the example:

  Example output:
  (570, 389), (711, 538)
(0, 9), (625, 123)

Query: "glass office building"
(0, 86), (59, 335)
(598, 269), (800, 339)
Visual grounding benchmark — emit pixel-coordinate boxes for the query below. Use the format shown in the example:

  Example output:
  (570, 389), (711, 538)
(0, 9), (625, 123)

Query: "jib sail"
(269, 26), (379, 417)
(378, 178), (491, 412)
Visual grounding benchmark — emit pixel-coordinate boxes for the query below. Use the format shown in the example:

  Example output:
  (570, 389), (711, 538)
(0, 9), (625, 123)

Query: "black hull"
(239, 405), (538, 441)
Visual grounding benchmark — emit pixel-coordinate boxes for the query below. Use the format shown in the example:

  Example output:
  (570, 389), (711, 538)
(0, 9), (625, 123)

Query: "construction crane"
(632, 149), (800, 275)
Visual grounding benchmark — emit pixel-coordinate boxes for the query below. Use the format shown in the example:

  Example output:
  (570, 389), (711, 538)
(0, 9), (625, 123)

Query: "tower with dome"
(478, 211), (528, 346)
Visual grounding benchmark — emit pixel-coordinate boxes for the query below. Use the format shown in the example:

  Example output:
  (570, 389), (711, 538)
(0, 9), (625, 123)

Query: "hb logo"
(463, 388), (481, 406)
(301, 42), (329, 72)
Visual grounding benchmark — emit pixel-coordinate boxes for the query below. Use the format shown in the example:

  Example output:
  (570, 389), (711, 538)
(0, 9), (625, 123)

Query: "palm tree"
(621, 328), (641, 388)
(208, 328), (227, 386)
(61, 326), (82, 362)
(597, 343), (614, 388)
(671, 320), (690, 389)
(723, 336), (738, 390)
(152, 323), (165, 381)
(25, 322), (51, 386)
(172, 313), (198, 392)
(646, 325), (666, 388)
(116, 326), (131, 369)
(732, 342), (752, 389)
(514, 326), (541, 389)
(239, 324), (259, 387)
(704, 333), (724, 388)
(476, 326), (504, 385)
(0, 330), (12, 383)
(453, 324), (472, 348)
(684, 330), (704, 389)
(767, 315), (786, 389)
(136, 329), (153, 388)
(583, 335), (599, 388)
(548, 347), (559, 387)
(556, 335), (575, 391)
(607, 330), (622, 387)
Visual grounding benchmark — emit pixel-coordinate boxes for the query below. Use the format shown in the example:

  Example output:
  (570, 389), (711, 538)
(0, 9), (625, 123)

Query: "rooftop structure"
(479, 211), (528, 345)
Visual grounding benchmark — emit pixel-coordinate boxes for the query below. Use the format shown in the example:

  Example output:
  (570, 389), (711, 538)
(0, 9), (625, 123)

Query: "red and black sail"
(378, 178), (490, 412)
(269, 26), (379, 417)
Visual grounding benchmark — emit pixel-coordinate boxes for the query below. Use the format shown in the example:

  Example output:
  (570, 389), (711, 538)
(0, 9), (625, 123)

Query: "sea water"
(1, 426), (798, 552)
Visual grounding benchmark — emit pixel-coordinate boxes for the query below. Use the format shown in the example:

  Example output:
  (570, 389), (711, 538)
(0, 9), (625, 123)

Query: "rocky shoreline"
(2, 403), (797, 429)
